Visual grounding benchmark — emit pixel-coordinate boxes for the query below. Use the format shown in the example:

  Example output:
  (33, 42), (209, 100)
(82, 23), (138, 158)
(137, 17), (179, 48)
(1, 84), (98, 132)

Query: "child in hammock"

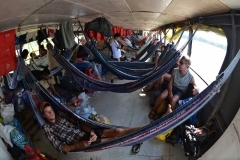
(149, 55), (199, 119)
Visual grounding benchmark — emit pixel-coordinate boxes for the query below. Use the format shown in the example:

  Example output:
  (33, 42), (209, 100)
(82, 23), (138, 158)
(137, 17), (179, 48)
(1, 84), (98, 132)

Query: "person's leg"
(169, 94), (180, 110)
(162, 104), (173, 117)
(155, 76), (164, 90)
(102, 127), (141, 138)
(163, 73), (171, 81)
(149, 89), (168, 118)
(170, 87), (183, 110)
(153, 89), (168, 111)
(100, 138), (112, 143)
(156, 73), (171, 90)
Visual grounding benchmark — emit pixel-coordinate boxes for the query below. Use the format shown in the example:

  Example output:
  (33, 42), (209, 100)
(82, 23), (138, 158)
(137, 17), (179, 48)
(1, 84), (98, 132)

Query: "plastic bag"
(75, 104), (94, 119)
(0, 123), (15, 147)
(10, 128), (34, 150)
(157, 101), (167, 115)
(70, 96), (82, 107)
(14, 95), (26, 113)
(95, 115), (112, 125)
(0, 103), (14, 124)
(78, 92), (90, 106)
(156, 129), (173, 140)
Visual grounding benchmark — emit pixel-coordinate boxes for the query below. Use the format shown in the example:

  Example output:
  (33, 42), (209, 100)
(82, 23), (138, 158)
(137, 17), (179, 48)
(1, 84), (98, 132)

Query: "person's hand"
(89, 131), (97, 142)
(192, 87), (199, 95)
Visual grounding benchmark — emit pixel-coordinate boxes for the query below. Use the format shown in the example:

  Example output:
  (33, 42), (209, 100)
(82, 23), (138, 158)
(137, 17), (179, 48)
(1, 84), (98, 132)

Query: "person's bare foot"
(163, 104), (172, 117)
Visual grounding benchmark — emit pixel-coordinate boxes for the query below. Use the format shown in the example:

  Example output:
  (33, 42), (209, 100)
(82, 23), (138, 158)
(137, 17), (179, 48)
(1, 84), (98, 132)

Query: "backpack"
(59, 76), (82, 93)
(86, 17), (113, 37)
(181, 125), (208, 159)
(25, 144), (56, 160)
(165, 127), (181, 146)
(7, 143), (26, 160)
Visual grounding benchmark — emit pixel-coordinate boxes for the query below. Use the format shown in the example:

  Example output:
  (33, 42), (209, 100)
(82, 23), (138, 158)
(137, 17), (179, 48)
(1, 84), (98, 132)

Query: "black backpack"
(181, 125), (208, 159)
(86, 17), (113, 37)
(7, 144), (26, 160)
(59, 76), (82, 93)
(165, 126), (181, 146)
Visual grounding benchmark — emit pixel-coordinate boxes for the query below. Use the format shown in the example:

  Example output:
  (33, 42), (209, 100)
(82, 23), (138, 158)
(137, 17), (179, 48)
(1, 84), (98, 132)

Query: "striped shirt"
(43, 111), (86, 153)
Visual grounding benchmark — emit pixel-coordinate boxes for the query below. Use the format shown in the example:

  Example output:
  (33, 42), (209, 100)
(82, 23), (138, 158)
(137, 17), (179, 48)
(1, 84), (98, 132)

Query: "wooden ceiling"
(0, 0), (239, 32)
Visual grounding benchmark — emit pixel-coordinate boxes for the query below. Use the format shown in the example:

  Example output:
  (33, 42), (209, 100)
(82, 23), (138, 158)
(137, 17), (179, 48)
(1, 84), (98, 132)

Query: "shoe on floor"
(131, 143), (143, 154)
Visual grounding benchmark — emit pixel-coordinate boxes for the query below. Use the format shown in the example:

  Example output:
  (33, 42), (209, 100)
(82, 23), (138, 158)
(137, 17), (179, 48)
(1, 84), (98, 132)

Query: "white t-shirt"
(111, 40), (121, 58)
(124, 38), (132, 47)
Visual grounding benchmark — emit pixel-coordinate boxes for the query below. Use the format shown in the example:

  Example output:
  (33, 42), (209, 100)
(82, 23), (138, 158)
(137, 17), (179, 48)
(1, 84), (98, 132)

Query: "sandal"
(131, 143), (143, 154)
(149, 109), (156, 119)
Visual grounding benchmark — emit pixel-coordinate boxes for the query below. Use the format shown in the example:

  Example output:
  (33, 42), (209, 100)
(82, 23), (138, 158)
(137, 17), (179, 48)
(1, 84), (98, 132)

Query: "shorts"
(172, 86), (184, 99)
(81, 128), (104, 145)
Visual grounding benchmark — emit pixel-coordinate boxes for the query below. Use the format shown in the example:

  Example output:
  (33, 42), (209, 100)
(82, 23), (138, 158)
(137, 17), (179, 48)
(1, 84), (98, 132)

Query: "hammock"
(48, 42), (80, 76)
(136, 37), (147, 46)
(6, 56), (21, 89)
(83, 25), (188, 79)
(29, 49), (240, 152)
(103, 39), (153, 62)
(6, 46), (26, 89)
(50, 21), (200, 91)
(53, 47), (179, 92)
(134, 41), (153, 61)
(118, 38), (138, 51)
(129, 35), (145, 43)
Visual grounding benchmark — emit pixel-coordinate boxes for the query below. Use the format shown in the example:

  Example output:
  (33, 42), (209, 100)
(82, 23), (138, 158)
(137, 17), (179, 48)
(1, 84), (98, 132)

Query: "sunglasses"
(179, 61), (188, 65)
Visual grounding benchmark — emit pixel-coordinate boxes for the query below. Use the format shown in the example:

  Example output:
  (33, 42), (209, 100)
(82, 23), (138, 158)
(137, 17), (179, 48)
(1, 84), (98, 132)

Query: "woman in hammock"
(40, 102), (142, 153)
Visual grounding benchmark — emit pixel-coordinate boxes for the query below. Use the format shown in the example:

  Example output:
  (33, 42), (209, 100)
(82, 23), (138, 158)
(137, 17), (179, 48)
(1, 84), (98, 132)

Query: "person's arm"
(62, 141), (91, 153)
(76, 57), (84, 62)
(155, 57), (160, 68)
(168, 70), (174, 99)
(81, 123), (97, 142)
(33, 57), (43, 66)
(46, 79), (60, 97)
(112, 40), (121, 49)
(190, 77), (199, 95)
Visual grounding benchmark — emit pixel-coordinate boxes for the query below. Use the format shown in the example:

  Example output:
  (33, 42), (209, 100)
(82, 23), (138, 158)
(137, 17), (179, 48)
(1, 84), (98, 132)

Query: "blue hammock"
(29, 49), (240, 152)
(85, 26), (187, 79)
(53, 49), (180, 92)
(50, 24), (196, 91)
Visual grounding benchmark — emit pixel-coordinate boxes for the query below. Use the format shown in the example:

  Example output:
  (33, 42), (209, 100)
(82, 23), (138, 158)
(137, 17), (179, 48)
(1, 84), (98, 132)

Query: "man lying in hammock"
(40, 102), (141, 153)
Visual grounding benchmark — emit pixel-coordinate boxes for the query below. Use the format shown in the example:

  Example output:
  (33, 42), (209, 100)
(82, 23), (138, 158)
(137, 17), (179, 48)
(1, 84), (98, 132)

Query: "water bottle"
(84, 107), (90, 113)
(111, 76), (113, 83)
(102, 76), (105, 81)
